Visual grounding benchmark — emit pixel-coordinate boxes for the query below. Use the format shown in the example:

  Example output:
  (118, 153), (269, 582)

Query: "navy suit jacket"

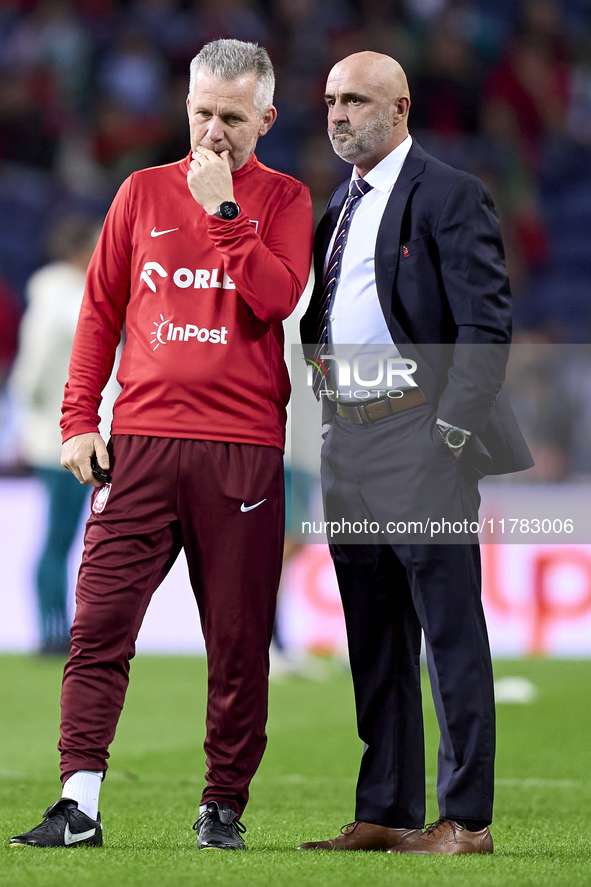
(300, 139), (533, 476)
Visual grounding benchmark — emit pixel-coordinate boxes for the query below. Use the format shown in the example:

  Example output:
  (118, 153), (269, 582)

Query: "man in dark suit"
(298, 51), (532, 855)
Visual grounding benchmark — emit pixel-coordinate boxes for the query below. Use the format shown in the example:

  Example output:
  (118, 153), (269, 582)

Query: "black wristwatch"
(214, 201), (240, 220)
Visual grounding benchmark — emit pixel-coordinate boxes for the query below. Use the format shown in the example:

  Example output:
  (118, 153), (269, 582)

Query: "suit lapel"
(375, 144), (426, 332)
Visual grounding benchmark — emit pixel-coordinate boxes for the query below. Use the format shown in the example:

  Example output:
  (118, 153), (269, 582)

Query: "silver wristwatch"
(436, 420), (471, 451)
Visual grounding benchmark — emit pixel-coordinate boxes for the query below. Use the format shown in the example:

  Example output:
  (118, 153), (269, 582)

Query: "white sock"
(62, 771), (103, 820)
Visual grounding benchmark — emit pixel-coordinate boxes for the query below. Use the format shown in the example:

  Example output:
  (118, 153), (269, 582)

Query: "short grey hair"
(189, 39), (275, 115)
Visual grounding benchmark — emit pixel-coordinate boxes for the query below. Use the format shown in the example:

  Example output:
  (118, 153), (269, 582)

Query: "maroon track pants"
(58, 435), (285, 816)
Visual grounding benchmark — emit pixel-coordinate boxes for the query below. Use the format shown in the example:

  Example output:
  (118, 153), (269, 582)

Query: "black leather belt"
(335, 389), (427, 425)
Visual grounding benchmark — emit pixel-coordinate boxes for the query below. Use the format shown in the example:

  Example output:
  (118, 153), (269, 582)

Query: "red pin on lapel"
(402, 245), (410, 258)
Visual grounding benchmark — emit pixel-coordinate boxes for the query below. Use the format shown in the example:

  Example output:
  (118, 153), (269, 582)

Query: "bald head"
(329, 52), (410, 105)
(325, 52), (411, 175)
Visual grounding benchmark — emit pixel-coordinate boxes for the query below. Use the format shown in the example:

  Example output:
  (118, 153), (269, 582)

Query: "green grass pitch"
(1, 654), (590, 887)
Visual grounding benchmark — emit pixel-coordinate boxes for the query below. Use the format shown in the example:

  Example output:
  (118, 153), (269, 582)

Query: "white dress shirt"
(325, 134), (471, 438)
(325, 135), (412, 403)
(327, 134), (412, 345)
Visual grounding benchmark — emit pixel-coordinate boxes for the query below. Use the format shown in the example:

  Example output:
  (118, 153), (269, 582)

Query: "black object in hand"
(90, 454), (112, 484)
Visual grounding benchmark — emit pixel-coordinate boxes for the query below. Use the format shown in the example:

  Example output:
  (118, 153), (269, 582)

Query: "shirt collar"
(352, 134), (413, 194)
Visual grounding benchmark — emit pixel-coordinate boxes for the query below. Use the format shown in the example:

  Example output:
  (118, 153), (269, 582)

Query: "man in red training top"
(10, 38), (314, 852)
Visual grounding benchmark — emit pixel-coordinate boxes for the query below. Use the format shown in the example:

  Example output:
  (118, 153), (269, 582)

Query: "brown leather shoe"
(390, 818), (493, 855)
(298, 821), (421, 851)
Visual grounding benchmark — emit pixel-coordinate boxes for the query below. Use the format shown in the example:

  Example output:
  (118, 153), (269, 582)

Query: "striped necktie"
(312, 177), (373, 396)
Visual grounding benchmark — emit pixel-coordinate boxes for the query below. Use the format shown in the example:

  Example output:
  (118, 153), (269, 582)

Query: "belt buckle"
(337, 402), (367, 425)
(350, 404), (367, 425)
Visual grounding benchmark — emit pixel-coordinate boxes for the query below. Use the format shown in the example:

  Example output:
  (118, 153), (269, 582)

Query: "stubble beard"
(329, 110), (393, 164)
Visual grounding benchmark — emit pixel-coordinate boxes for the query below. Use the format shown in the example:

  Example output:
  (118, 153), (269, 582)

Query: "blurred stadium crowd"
(0, 0), (590, 479)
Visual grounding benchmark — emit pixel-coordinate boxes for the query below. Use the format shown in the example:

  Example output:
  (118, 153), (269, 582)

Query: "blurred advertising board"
(1, 478), (591, 657)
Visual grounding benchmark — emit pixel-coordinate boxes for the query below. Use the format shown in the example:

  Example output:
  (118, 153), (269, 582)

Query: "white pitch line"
(495, 778), (591, 789)
(254, 775), (590, 789)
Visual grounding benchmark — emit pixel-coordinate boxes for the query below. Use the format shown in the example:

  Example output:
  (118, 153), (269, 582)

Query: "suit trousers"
(321, 404), (495, 828)
(58, 434), (285, 817)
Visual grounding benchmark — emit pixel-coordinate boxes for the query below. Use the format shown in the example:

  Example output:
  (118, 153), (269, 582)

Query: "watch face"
(217, 201), (240, 220)
(446, 428), (466, 449)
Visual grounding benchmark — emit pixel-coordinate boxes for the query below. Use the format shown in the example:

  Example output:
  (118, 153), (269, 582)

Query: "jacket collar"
(320, 139), (427, 248)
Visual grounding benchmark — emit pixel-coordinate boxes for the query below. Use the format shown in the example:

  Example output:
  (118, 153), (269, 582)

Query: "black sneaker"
(193, 801), (246, 850)
(9, 798), (103, 848)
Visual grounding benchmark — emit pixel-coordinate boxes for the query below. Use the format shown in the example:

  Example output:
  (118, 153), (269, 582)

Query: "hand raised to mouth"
(187, 147), (235, 215)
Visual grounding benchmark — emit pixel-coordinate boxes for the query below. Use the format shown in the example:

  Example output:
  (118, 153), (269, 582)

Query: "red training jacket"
(61, 153), (314, 450)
